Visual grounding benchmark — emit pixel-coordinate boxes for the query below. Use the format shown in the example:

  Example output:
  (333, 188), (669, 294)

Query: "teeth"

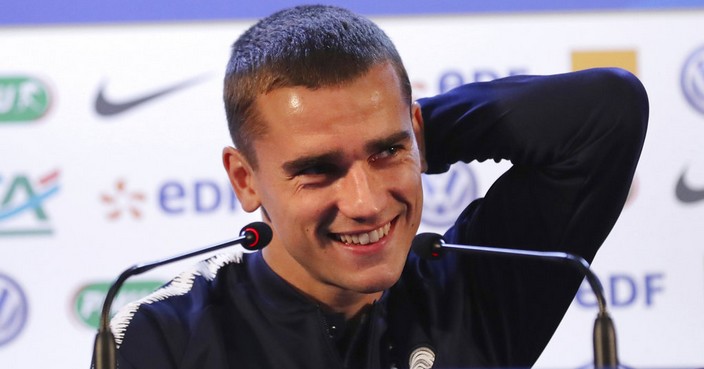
(359, 233), (370, 245)
(337, 223), (391, 245)
(369, 230), (379, 243)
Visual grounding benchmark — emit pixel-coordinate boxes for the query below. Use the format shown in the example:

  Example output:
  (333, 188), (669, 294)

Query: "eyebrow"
(281, 130), (413, 175)
(364, 130), (412, 154)
(282, 151), (344, 176)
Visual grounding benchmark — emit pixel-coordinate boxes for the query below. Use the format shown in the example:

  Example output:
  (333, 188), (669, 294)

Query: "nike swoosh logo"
(675, 168), (704, 203)
(95, 74), (209, 116)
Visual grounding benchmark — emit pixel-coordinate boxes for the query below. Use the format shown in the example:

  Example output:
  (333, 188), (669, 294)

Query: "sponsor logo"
(100, 178), (242, 221)
(677, 47), (704, 203)
(0, 76), (50, 123)
(0, 273), (29, 347)
(100, 179), (146, 220)
(421, 164), (478, 228)
(571, 50), (638, 75)
(675, 168), (704, 203)
(438, 67), (528, 94)
(681, 45), (704, 114)
(94, 74), (209, 117)
(73, 280), (164, 329)
(0, 170), (60, 236)
(576, 272), (664, 308)
(159, 179), (241, 215)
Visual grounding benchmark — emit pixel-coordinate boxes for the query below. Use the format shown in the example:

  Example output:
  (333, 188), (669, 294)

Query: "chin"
(349, 268), (403, 294)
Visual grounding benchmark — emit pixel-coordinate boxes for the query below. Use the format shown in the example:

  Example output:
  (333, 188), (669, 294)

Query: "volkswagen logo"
(421, 164), (478, 228)
(681, 45), (704, 115)
(0, 273), (29, 347)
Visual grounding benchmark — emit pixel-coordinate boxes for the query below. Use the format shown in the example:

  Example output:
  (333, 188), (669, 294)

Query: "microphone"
(92, 221), (273, 369)
(412, 233), (619, 369)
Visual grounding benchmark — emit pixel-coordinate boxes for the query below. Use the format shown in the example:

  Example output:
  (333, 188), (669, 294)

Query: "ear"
(411, 102), (428, 173)
(222, 147), (262, 212)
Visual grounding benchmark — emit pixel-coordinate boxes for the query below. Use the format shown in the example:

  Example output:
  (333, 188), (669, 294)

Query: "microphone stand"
(415, 234), (619, 369)
(93, 222), (271, 369)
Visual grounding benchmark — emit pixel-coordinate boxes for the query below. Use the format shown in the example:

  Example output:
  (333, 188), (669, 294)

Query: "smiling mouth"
(335, 222), (392, 245)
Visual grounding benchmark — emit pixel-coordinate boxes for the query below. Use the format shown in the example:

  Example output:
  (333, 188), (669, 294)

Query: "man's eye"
(370, 145), (402, 162)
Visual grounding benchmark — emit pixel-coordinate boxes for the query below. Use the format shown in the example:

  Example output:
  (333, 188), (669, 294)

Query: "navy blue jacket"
(110, 68), (648, 369)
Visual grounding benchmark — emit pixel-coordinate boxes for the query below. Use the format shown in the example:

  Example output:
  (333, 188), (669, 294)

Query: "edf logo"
(438, 68), (528, 93)
(159, 180), (241, 214)
(421, 164), (478, 228)
(576, 272), (664, 308)
(100, 178), (241, 220)
(681, 45), (704, 115)
(0, 273), (29, 347)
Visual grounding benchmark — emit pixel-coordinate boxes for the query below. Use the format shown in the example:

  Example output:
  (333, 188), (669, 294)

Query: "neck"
(284, 272), (383, 320)
(262, 248), (383, 320)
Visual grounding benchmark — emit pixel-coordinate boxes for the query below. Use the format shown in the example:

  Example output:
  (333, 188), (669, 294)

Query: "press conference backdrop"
(1, 1), (703, 368)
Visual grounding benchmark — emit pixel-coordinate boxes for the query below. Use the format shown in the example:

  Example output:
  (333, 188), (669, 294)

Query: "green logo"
(74, 280), (164, 329)
(0, 76), (50, 122)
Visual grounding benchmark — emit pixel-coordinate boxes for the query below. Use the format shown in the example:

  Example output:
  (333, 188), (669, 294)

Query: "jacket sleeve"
(415, 68), (648, 366)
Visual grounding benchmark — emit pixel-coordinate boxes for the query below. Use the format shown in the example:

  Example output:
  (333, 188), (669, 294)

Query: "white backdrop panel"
(0, 9), (703, 369)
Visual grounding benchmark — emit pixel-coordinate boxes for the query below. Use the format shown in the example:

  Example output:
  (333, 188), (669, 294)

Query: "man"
(110, 5), (648, 369)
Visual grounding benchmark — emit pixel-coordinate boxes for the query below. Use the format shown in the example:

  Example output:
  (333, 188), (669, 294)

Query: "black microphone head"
(412, 232), (444, 260)
(240, 222), (273, 251)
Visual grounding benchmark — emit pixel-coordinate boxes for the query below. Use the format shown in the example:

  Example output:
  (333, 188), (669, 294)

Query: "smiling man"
(109, 5), (648, 369)
(224, 62), (423, 314)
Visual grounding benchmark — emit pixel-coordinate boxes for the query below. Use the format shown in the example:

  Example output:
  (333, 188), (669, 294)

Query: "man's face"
(224, 63), (425, 306)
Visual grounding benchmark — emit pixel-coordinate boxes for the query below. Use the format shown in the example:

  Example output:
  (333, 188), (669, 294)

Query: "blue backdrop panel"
(3, 0), (704, 26)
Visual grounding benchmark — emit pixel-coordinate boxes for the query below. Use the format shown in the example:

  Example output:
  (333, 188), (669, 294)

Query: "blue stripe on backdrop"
(2, 0), (704, 26)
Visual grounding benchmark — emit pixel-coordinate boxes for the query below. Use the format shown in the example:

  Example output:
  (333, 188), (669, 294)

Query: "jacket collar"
(245, 251), (319, 315)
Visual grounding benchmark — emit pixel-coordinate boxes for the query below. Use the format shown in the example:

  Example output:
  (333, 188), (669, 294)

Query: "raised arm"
(418, 67), (648, 258)
(411, 68), (648, 366)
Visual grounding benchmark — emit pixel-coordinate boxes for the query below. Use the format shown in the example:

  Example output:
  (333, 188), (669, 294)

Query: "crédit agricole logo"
(0, 170), (60, 236)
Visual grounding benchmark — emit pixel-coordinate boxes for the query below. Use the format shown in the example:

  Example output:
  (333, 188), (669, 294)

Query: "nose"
(337, 163), (386, 222)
